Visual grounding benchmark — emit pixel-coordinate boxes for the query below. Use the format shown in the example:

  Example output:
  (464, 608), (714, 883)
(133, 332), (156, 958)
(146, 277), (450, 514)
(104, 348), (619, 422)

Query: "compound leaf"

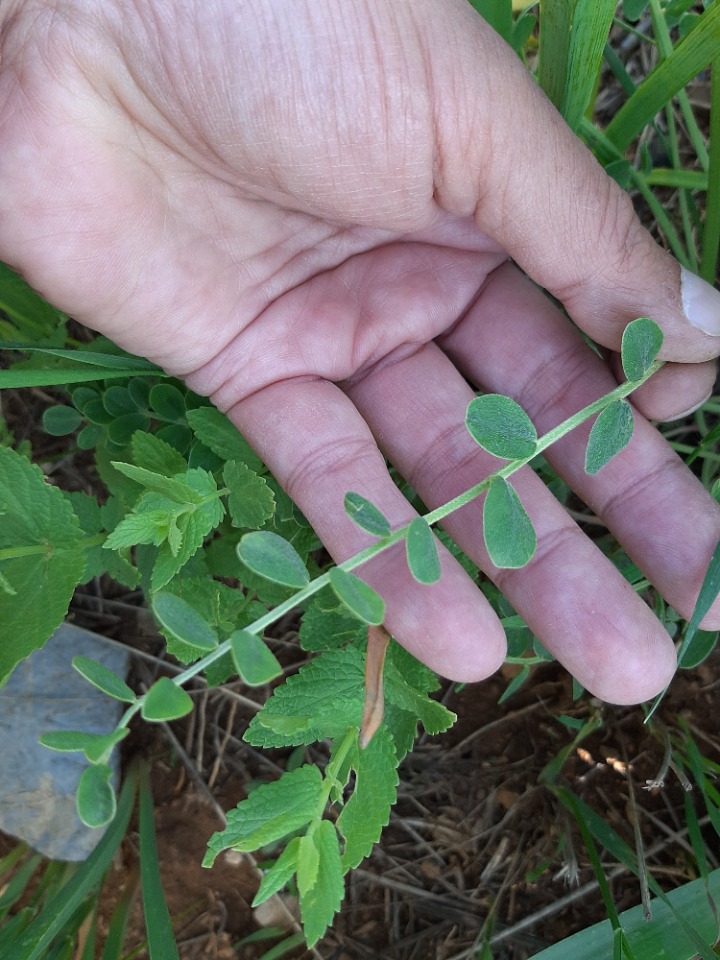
(329, 568), (385, 625)
(223, 460), (275, 529)
(0, 446), (85, 686)
(343, 493), (392, 537)
(466, 394), (537, 460)
(483, 478), (537, 569)
(405, 518), (441, 585)
(585, 400), (634, 475)
(203, 766), (324, 864)
(72, 656), (136, 703)
(299, 820), (344, 948)
(621, 317), (664, 382)
(141, 677), (193, 722)
(230, 630), (283, 686)
(338, 728), (399, 871)
(237, 531), (310, 588)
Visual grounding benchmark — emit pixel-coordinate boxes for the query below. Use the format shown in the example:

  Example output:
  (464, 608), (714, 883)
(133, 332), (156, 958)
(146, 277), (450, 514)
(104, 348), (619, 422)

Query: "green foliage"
(483, 478), (537, 569)
(465, 393), (538, 460)
(585, 400), (634, 475)
(405, 517), (442, 584)
(343, 492), (392, 537)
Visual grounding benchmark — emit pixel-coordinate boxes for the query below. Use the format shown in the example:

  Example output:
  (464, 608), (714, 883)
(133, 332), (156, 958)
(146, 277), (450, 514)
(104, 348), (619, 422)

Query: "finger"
(421, 1), (720, 360)
(225, 379), (506, 682)
(345, 343), (676, 705)
(439, 260), (720, 629)
(607, 354), (716, 422)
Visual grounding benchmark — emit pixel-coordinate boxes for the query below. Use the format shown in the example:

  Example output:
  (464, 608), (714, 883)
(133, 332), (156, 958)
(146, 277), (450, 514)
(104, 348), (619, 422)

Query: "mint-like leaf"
(111, 461), (202, 503)
(131, 431), (188, 476)
(300, 820), (344, 948)
(253, 837), (302, 906)
(223, 460), (275, 529)
(203, 766), (324, 864)
(298, 597), (367, 652)
(0, 447), (86, 685)
(186, 406), (262, 470)
(338, 728), (399, 871)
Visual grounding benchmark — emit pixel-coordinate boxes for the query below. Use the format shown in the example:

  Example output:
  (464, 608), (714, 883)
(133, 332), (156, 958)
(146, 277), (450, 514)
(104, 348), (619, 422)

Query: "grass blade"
(139, 767), (180, 960)
(700, 57), (720, 283)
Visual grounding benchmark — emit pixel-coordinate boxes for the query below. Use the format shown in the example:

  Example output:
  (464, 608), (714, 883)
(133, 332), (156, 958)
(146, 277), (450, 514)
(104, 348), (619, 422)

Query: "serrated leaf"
(297, 834), (321, 897)
(151, 483), (225, 590)
(466, 394), (537, 460)
(203, 766), (324, 864)
(141, 677), (194, 722)
(230, 630), (282, 686)
(483, 478), (537, 569)
(329, 568), (385, 625)
(0, 447), (85, 686)
(186, 406), (262, 470)
(298, 596), (367, 652)
(223, 460), (275, 529)
(383, 664), (457, 735)
(152, 592), (218, 658)
(253, 838), (302, 906)
(237, 531), (309, 588)
(299, 820), (344, 947)
(131, 432), (187, 476)
(111, 461), (201, 503)
(72, 656), (136, 703)
(76, 764), (116, 829)
(245, 647), (365, 748)
(405, 518), (441, 585)
(103, 509), (172, 550)
(343, 493), (392, 537)
(585, 400), (634, 475)
(338, 728), (399, 871)
(621, 317), (664, 382)
(42, 405), (82, 436)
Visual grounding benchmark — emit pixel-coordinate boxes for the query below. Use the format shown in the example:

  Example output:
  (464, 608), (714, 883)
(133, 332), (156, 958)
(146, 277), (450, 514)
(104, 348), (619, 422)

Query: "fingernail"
(681, 267), (720, 336)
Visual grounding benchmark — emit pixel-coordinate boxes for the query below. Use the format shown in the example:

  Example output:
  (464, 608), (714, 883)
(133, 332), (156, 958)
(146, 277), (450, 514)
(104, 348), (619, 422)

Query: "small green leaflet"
(337, 728), (399, 872)
(141, 677), (193, 722)
(329, 568), (385, 625)
(299, 820), (344, 948)
(237, 531), (310, 588)
(186, 406), (263, 471)
(466, 394), (538, 460)
(72, 656), (137, 703)
(405, 518), (441, 585)
(343, 493), (392, 537)
(483, 478), (537, 569)
(223, 460), (275, 529)
(42, 405), (82, 436)
(585, 400), (634, 475)
(152, 592), (219, 654)
(621, 317), (663, 382)
(40, 728), (129, 764)
(149, 383), (186, 421)
(203, 766), (324, 864)
(76, 764), (116, 829)
(230, 630), (283, 686)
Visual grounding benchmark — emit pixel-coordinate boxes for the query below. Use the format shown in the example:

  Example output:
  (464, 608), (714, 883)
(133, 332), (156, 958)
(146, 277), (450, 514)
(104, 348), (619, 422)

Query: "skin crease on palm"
(1, 0), (720, 704)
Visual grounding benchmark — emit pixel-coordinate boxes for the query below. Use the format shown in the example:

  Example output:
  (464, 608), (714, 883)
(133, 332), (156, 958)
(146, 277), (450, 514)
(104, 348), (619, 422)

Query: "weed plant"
(1, 0), (720, 956)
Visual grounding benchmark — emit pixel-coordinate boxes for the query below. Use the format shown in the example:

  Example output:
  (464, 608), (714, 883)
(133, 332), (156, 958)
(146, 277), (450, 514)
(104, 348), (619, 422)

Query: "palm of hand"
(1, 0), (719, 702)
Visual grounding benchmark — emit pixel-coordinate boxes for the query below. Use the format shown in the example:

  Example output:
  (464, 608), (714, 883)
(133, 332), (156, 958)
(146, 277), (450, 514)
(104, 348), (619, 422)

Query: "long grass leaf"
(101, 865), (139, 960)
(605, 4), (720, 150)
(139, 767), (179, 960)
(4, 767), (138, 960)
(0, 344), (159, 370)
(0, 367), (164, 387)
(700, 58), (720, 283)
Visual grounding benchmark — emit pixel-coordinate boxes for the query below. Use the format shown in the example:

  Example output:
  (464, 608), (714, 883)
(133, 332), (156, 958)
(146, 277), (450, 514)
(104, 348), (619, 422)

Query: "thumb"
(427, 3), (720, 363)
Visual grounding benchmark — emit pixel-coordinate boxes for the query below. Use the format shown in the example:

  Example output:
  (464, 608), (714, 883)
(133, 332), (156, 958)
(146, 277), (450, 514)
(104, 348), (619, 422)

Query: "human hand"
(1, 0), (719, 703)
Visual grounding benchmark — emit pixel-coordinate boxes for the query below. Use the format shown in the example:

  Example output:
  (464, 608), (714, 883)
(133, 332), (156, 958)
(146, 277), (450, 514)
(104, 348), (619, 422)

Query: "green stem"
(157, 359), (663, 698)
